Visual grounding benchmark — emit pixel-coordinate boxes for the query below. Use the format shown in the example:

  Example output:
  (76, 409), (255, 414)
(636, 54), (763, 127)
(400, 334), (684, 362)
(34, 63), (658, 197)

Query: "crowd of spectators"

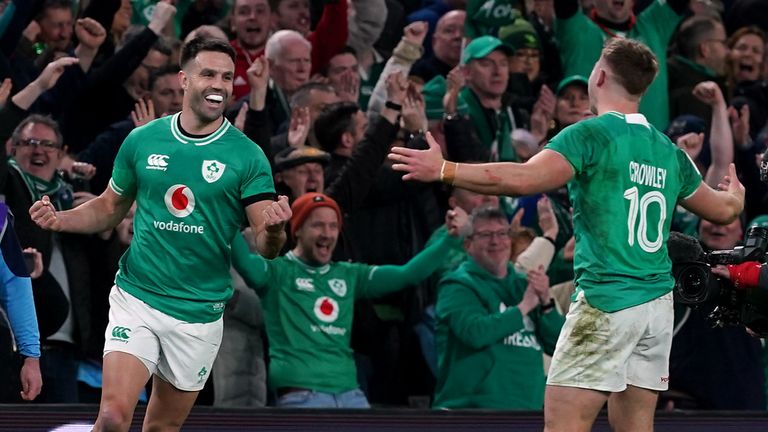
(1, 0), (768, 411)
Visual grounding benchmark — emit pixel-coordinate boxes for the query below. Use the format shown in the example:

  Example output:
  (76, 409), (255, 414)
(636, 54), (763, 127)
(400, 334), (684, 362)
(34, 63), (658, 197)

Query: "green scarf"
(461, 88), (517, 162)
(8, 158), (73, 210)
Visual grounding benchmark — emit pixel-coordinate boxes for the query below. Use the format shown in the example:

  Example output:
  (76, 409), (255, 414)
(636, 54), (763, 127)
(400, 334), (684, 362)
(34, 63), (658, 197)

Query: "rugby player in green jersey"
(389, 38), (745, 432)
(29, 37), (291, 431)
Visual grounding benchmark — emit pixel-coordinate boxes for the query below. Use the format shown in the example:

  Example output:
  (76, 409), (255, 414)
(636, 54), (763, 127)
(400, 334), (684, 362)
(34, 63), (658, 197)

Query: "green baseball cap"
(556, 75), (588, 96)
(498, 18), (540, 51)
(462, 35), (514, 64)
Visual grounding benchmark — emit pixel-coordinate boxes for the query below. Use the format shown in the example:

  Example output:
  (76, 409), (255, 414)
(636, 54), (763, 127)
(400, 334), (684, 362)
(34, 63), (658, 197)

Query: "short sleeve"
(544, 122), (594, 175)
(241, 142), (276, 201)
(109, 129), (139, 197)
(676, 147), (702, 200)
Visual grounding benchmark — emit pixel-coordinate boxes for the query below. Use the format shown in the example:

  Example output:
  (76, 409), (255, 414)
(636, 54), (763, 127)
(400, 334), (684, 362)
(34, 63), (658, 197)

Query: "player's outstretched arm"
(388, 132), (574, 196)
(681, 163), (745, 225)
(245, 195), (292, 259)
(29, 187), (134, 234)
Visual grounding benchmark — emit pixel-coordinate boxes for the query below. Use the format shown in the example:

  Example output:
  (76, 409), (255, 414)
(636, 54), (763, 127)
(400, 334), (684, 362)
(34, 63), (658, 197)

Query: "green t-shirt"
(554, 1), (682, 129)
(545, 112), (701, 312)
(110, 113), (275, 323)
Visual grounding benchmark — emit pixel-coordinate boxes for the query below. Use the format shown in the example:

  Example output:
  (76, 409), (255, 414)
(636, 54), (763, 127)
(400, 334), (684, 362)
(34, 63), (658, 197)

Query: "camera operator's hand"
(725, 261), (762, 290)
(710, 265), (730, 280)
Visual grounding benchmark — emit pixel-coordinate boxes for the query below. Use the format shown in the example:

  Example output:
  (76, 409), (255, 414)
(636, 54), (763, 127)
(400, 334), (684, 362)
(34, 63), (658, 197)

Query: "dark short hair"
(468, 206), (508, 237)
(313, 102), (361, 153)
(677, 16), (721, 60)
(180, 37), (237, 69)
(289, 82), (336, 110)
(11, 114), (63, 148)
(37, 0), (72, 20)
(322, 46), (358, 76)
(149, 65), (181, 91)
(602, 38), (659, 97)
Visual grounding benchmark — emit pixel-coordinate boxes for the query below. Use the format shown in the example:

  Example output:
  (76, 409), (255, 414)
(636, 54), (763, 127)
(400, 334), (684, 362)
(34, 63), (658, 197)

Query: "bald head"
(433, 10), (465, 66)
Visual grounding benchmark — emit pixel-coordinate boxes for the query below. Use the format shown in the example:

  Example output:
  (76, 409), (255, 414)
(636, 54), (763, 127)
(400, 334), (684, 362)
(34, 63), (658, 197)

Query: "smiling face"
(231, 0), (272, 51)
(181, 51), (235, 123)
(729, 33), (765, 83)
(12, 122), (64, 181)
(465, 217), (512, 275)
(294, 206), (339, 265)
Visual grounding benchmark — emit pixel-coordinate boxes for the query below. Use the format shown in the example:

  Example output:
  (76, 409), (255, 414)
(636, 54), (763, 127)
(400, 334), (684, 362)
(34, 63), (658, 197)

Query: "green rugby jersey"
(232, 231), (458, 393)
(110, 113), (275, 323)
(545, 112), (701, 312)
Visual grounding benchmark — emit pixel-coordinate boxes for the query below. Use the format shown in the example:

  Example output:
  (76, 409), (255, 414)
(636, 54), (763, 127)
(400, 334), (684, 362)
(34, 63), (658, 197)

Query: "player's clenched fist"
(264, 195), (292, 233)
(29, 195), (62, 231)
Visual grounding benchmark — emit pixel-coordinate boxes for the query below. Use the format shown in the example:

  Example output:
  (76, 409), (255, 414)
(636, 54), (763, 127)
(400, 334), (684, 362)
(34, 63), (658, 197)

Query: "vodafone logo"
(164, 185), (195, 218)
(314, 296), (339, 323)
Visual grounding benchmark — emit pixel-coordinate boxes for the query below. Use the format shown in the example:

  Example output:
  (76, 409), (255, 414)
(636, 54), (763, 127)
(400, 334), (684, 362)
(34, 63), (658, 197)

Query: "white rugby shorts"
(547, 291), (674, 392)
(103, 285), (223, 391)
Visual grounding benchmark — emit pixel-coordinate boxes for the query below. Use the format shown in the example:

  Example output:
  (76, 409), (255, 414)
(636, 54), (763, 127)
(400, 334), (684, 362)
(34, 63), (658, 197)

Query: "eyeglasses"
(470, 229), (511, 241)
(15, 138), (61, 151)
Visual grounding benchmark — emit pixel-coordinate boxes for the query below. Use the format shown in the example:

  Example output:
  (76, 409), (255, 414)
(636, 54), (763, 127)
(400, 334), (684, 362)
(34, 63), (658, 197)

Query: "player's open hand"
(718, 163), (745, 212)
(29, 196), (62, 231)
(264, 195), (292, 233)
(389, 131), (444, 182)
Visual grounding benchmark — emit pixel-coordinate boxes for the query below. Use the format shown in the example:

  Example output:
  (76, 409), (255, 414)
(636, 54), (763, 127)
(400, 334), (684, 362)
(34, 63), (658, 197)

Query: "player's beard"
(190, 90), (227, 125)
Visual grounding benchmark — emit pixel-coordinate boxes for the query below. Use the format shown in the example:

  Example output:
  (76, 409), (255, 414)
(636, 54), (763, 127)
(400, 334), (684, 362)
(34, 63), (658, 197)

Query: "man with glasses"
(668, 16), (730, 123)
(0, 114), (93, 403)
(433, 206), (564, 409)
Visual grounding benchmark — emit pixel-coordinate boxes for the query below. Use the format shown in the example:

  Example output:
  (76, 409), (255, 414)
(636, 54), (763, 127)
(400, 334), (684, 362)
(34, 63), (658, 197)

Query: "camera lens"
(674, 263), (715, 304)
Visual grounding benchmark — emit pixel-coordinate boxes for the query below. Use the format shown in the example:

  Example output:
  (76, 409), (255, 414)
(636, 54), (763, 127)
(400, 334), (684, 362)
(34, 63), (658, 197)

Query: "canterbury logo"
(111, 326), (131, 339)
(146, 154), (169, 171)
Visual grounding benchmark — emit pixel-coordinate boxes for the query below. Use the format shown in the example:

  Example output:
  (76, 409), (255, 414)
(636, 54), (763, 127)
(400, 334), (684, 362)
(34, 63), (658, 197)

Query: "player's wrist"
(440, 161), (457, 185)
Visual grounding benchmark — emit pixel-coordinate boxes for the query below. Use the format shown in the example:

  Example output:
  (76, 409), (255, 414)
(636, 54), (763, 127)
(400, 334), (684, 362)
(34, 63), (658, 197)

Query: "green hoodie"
(433, 258), (565, 409)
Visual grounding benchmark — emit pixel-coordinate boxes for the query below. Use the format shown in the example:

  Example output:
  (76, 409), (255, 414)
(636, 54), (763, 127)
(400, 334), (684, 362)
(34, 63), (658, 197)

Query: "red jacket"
(230, 39), (265, 102)
(308, 0), (349, 75)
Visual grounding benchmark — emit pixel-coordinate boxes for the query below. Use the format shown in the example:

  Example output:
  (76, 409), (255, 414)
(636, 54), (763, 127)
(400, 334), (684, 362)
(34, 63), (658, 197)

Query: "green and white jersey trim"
(169, 113), (231, 146)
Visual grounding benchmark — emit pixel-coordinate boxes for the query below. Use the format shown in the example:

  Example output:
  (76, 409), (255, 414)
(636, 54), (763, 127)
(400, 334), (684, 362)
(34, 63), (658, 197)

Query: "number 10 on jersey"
(624, 187), (667, 253)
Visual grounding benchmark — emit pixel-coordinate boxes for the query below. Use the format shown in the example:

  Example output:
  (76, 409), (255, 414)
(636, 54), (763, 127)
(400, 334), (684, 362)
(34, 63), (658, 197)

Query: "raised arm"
(360, 208), (466, 298)
(389, 132), (574, 196)
(692, 82), (733, 188)
(29, 187), (134, 234)
(680, 163), (744, 224)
